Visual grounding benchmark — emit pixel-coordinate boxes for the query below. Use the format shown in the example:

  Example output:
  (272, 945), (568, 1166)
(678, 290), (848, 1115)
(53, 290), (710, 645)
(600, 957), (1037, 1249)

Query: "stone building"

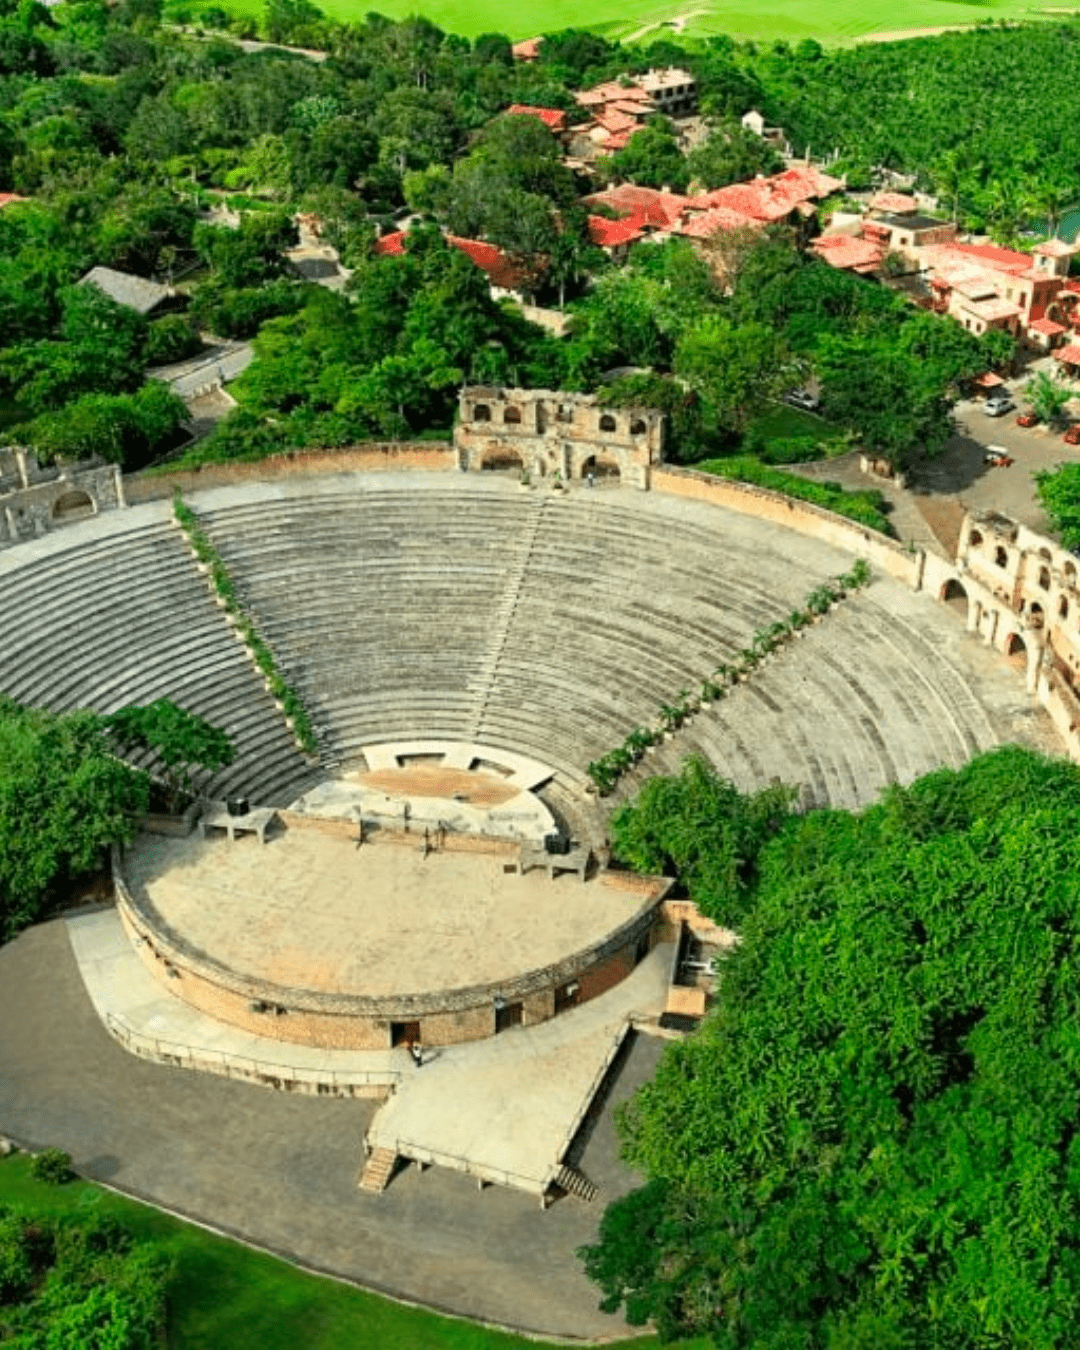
(936, 509), (1080, 753)
(0, 447), (126, 549)
(454, 388), (665, 489)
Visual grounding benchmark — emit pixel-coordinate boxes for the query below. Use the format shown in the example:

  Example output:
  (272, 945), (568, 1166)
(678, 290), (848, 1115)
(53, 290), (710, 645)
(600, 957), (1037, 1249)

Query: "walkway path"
(68, 906), (671, 1196)
(0, 918), (662, 1340)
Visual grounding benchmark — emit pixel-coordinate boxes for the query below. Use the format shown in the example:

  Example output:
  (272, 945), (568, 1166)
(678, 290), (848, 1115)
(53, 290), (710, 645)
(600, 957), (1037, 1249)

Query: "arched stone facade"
(0, 448), (124, 549)
(453, 387), (664, 490)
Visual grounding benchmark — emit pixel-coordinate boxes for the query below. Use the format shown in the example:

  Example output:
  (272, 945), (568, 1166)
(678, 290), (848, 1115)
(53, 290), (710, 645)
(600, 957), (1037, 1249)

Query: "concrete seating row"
(0, 519), (322, 807)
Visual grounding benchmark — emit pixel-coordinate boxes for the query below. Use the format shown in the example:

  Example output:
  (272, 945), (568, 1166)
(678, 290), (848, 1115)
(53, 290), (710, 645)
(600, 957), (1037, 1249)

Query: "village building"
(77, 265), (182, 317)
(505, 104), (569, 135)
(567, 69), (696, 160)
(510, 36), (542, 61)
(373, 229), (533, 301)
(740, 109), (792, 157)
(581, 164), (843, 250)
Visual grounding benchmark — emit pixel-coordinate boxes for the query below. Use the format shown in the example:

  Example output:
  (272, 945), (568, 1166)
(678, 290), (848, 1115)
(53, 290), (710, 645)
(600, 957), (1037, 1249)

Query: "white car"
(984, 397), (1015, 418)
(784, 389), (819, 412)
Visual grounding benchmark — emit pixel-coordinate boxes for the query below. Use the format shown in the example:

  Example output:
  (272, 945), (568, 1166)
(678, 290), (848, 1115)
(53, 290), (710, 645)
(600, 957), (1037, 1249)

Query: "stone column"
(4, 507), (18, 542)
(113, 464), (127, 508)
(14, 448), (28, 490)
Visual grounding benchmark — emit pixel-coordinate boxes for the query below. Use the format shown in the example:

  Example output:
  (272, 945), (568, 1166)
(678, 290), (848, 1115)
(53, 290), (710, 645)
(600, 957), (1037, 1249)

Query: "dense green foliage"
(0, 1198), (171, 1348)
(693, 456), (893, 533)
(0, 1155), (686, 1350)
(0, 696), (149, 939)
(585, 748), (1080, 1347)
(106, 699), (235, 810)
(1036, 462), (1080, 550)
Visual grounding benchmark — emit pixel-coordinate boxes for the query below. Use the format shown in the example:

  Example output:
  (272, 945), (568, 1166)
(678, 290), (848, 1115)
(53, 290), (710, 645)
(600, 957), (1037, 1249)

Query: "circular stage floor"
(124, 830), (646, 1000)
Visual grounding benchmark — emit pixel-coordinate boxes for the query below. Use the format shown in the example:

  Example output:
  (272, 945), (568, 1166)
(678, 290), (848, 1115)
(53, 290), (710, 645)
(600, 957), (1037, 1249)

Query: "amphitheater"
(0, 443), (1063, 1225)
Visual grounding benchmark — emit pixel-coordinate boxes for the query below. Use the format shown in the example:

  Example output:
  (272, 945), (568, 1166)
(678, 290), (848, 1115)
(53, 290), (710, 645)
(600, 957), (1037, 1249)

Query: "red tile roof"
(1055, 344), (1080, 364)
(506, 105), (567, 132)
(445, 235), (528, 290)
(374, 231), (406, 256)
(946, 242), (1034, 276)
(595, 111), (640, 135)
(680, 206), (760, 238)
(588, 212), (648, 248)
(973, 371), (1004, 387)
(583, 185), (691, 231)
(870, 191), (917, 214)
(1029, 317), (1066, 336)
(811, 234), (885, 271)
(374, 230), (527, 289)
(511, 37), (542, 60)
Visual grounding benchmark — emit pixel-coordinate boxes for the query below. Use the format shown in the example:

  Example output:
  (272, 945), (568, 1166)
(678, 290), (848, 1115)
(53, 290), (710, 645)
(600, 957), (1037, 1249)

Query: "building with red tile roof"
(511, 37), (542, 61)
(373, 229), (529, 295)
(811, 233), (885, 274)
(505, 105), (568, 133)
(587, 212), (649, 257)
(869, 191), (918, 215)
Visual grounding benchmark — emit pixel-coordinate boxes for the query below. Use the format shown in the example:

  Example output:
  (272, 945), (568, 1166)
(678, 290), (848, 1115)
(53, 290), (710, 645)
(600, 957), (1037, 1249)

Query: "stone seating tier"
(0, 520), (322, 806)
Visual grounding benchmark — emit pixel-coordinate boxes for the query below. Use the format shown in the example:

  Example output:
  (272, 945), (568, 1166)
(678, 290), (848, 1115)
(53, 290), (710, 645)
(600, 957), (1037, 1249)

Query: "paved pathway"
(0, 919), (663, 1340)
(69, 906), (671, 1195)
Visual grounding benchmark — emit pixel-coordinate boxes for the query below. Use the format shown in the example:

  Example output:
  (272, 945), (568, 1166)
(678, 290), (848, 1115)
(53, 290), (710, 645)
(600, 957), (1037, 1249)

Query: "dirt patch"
(357, 766), (520, 807)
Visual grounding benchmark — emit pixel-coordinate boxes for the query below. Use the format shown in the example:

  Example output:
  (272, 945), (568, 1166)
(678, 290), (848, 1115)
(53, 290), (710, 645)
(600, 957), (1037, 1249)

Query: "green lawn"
(0, 1154), (698, 1350)
(170, 0), (1060, 45)
(751, 404), (830, 443)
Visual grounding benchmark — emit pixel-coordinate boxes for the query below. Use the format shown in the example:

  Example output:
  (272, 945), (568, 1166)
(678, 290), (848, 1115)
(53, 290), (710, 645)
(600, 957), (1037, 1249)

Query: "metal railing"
(386, 1135), (545, 1196)
(105, 1013), (400, 1095)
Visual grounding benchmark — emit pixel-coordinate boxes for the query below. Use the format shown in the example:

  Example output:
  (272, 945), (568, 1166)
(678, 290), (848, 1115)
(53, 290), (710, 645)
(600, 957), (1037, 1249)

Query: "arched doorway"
(940, 578), (969, 619)
(51, 490), (95, 521)
(581, 454), (621, 483)
(480, 448), (524, 474)
(1005, 633), (1028, 673)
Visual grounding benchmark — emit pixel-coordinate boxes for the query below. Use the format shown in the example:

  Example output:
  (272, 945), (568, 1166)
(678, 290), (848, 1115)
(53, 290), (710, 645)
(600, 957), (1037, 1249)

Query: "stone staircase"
(553, 1163), (599, 1203)
(357, 1146), (398, 1193)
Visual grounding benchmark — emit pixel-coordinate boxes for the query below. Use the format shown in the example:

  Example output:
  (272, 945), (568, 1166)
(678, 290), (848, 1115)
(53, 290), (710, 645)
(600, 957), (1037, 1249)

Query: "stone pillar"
(113, 464), (127, 509)
(14, 448), (28, 490)
(4, 507), (18, 542)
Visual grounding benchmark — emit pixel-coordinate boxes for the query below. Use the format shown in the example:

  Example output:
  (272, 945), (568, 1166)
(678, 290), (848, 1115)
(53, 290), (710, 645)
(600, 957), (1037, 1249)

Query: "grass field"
(0, 1154), (701, 1349)
(170, 0), (1069, 46)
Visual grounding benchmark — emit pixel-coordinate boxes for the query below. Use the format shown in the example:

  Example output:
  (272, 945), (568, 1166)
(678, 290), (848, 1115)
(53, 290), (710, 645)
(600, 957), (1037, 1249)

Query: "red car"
(1064, 424), (1080, 445)
(1017, 411), (1039, 428)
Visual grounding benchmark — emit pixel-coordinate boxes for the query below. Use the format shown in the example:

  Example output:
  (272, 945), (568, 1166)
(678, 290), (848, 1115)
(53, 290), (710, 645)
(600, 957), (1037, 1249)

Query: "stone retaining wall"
(113, 837), (668, 1050)
(124, 442), (455, 504)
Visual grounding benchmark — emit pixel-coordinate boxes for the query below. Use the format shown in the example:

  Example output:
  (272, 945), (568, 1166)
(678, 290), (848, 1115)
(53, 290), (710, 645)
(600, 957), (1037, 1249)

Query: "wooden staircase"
(358, 1146), (398, 1193)
(553, 1164), (599, 1203)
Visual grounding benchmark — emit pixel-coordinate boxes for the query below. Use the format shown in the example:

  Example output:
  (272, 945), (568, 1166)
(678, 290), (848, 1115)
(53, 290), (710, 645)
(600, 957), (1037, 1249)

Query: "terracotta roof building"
(373, 230), (529, 296)
(811, 234), (885, 274)
(505, 105), (568, 133)
(511, 37), (542, 61)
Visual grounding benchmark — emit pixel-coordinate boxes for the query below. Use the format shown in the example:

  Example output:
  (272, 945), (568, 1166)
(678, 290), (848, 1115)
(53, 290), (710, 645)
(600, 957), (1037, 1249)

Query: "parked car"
(985, 396), (1016, 417)
(1063, 424), (1080, 445)
(784, 389), (819, 412)
(983, 447), (1014, 467)
(1017, 410), (1039, 427)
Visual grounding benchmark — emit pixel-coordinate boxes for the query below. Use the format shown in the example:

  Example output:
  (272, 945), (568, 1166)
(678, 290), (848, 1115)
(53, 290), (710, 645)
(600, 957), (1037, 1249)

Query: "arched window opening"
(473, 404), (490, 422)
(1060, 596), (1070, 620)
(1005, 633), (1028, 671)
(503, 406), (522, 425)
(940, 578), (968, 617)
(968, 529), (983, 548)
(994, 546), (1008, 568)
(630, 418), (647, 436)
(1039, 566), (1051, 591)
(599, 413), (617, 432)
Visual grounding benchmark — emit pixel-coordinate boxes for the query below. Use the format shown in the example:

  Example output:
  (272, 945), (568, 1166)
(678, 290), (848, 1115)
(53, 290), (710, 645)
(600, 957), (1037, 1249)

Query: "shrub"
(29, 1149), (72, 1186)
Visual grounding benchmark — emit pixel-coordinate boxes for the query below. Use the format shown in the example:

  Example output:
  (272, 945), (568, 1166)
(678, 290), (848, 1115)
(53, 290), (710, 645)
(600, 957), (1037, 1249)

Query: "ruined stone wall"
(0, 460), (124, 549)
(454, 387), (663, 490)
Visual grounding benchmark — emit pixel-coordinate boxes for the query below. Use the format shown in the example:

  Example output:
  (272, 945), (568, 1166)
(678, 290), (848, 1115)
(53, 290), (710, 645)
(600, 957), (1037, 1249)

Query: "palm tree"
(1033, 179), (1073, 240)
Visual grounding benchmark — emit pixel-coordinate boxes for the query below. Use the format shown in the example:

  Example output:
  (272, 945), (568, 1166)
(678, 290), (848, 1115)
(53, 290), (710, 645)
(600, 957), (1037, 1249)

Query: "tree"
(0, 697), (150, 939)
(582, 748), (1080, 1348)
(105, 700), (234, 812)
(601, 119), (689, 194)
(193, 212), (298, 289)
(686, 118), (783, 190)
(1035, 462), (1080, 549)
(1026, 369), (1073, 426)
(598, 373), (707, 463)
(675, 314), (800, 437)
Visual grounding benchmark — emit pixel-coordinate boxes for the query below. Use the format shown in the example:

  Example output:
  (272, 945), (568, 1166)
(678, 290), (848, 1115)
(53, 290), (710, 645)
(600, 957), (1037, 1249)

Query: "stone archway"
(940, 577), (969, 620)
(1005, 632), (1028, 673)
(581, 454), (621, 482)
(51, 489), (95, 521)
(480, 448), (524, 473)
